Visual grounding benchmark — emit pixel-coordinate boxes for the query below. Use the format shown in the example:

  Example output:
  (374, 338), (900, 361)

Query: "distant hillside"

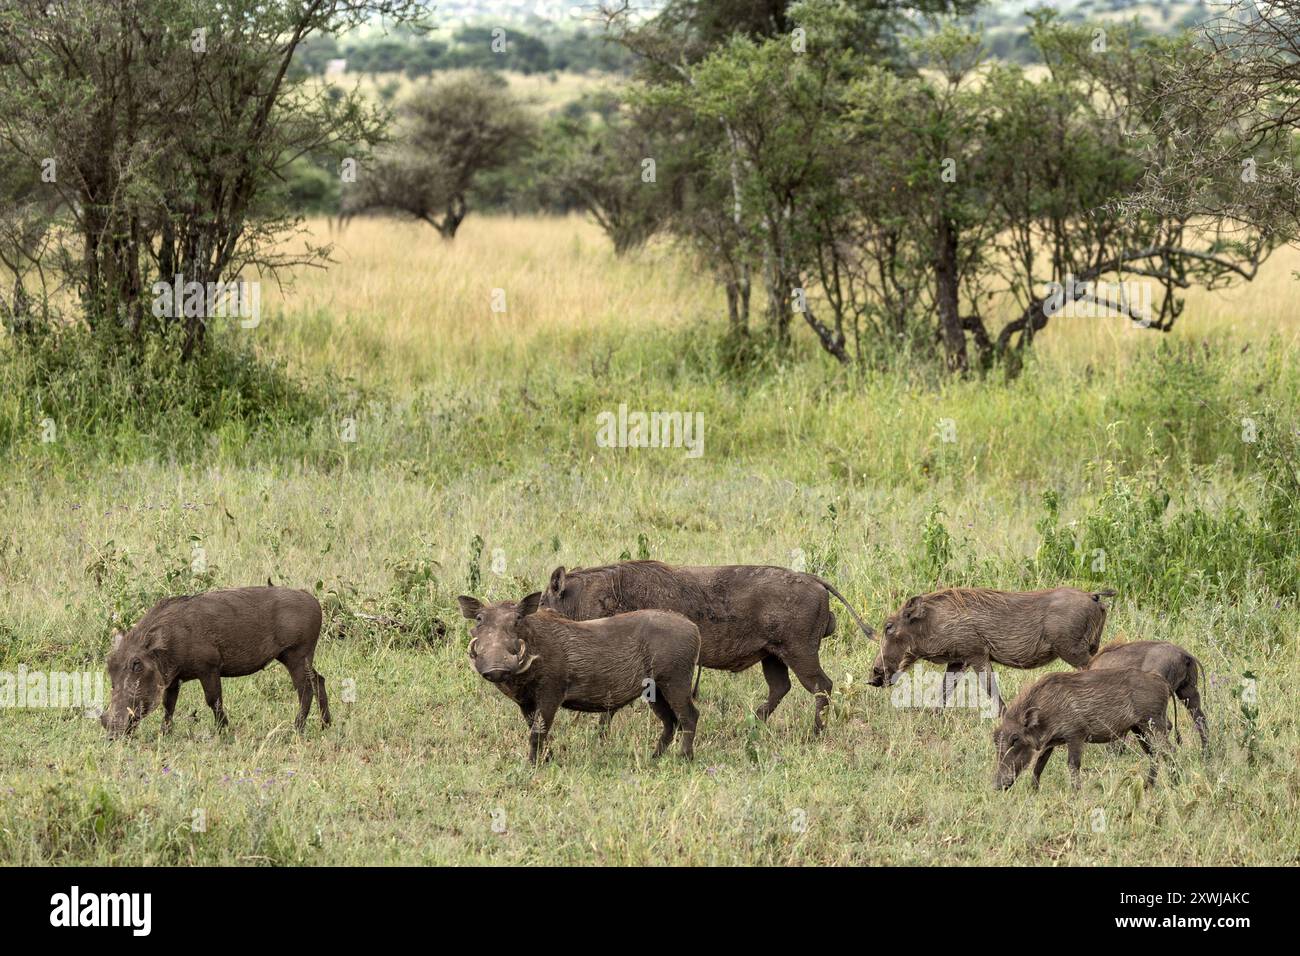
(978, 1), (1213, 62)
(302, 1), (1217, 80)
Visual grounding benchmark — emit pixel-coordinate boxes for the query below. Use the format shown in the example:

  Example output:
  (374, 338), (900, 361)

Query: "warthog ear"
(548, 566), (566, 596)
(902, 596), (927, 623)
(516, 592), (542, 618)
(1022, 707), (1042, 733)
(140, 629), (170, 662)
(457, 596), (484, 619)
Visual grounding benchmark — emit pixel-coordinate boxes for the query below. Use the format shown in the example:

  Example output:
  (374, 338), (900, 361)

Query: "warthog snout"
(469, 633), (535, 681)
(461, 595), (541, 686)
(101, 704), (143, 739)
(102, 692), (155, 739)
(868, 651), (903, 687)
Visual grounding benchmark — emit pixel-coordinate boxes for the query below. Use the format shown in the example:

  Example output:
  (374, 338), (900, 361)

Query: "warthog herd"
(101, 561), (1210, 790)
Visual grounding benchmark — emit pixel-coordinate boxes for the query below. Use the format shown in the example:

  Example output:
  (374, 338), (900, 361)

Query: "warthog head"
(101, 630), (167, 738)
(459, 593), (543, 683)
(541, 566), (609, 621)
(992, 708), (1042, 790)
(867, 595), (923, 687)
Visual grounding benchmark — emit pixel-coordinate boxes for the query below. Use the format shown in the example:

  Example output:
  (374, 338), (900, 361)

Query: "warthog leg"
(755, 655), (791, 722)
(1067, 739), (1085, 790)
(656, 681), (699, 760)
(280, 649), (316, 733)
(314, 668), (331, 726)
(1177, 679), (1209, 753)
(1031, 747), (1054, 791)
(1134, 716), (1169, 787)
(161, 679), (181, 730)
(198, 671), (228, 731)
(966, 656), (1003, 715)
(649, 697), (677, 758)
(940, 662), (966, 709)
(677, 702), (698, 760)
(525, 699), (560, 765)
(784, 650), (834, 736)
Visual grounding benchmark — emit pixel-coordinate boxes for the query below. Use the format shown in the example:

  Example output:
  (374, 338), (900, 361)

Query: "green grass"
(1, 216), (1297, 865)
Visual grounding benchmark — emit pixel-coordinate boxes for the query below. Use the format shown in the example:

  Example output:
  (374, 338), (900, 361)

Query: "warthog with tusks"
(460, 592), (701, 763)
(542, 561), (875, 735)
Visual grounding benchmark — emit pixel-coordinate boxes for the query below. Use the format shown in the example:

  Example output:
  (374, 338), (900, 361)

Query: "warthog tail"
(1092, 589), (1117, 599)
(692, 665), (702, 700)
(814, 577), (875, 640)
(1169, 674), (1179, 745)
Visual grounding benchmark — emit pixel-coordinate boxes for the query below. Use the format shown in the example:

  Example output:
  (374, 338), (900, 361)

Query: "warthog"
(1088, 640), (1208, 751)
(993, 667), (1172, 791)
(460, 592), (701, 763)
(542, 561), (875, 734)
(101, 586), (327, 737)
(868, 587), (1117, 711)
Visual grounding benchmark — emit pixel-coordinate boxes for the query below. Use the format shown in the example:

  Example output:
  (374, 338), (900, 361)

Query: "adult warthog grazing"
(542, 561), (875, 734)
(101, 586), (327, 737)
(868, 587), (1117, 712)
(460, 593), (701, 763)
(1087, 640), (1208, 751)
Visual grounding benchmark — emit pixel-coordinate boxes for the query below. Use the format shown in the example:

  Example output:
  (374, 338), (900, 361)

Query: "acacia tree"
(818, 15), (1274, 373)
(598, 0), (978, 347)
(976, 15), (1276, 366)
(659, 32), (855, 357)
(342, 73), (536, 239)
(0, 0), (420, 357)
(1131, 0), (1300, 237)
(542, 102), (671, 256)
(0, 144), (58, 336)
(839, 28), (1000, 372)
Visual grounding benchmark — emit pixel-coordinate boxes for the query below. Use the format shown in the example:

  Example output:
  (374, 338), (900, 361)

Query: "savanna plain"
(1, 214), (1297, 865)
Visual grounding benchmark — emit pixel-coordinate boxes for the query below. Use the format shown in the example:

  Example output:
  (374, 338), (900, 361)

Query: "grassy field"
(311, 68), (620, 116)
(1, 214), (1297, 865)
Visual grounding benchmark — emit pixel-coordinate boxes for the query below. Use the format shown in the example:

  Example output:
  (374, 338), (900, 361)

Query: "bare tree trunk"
(934, 213), (968, 373)
(725, 279), (748, 336)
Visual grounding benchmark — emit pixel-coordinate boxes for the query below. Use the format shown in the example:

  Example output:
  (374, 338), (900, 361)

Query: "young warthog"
(542, 561), (874, 734)
(1087, 640), (1208, 751)
(101, 586), (328, 737)
(460, 593), (701, 763)
(993, 668), (1172, 791)
(868, 587), (1116, 711)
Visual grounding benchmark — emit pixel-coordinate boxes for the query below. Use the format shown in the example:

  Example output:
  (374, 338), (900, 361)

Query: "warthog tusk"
(468, 636), (479, 656)
(515, 642), (539, 674)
